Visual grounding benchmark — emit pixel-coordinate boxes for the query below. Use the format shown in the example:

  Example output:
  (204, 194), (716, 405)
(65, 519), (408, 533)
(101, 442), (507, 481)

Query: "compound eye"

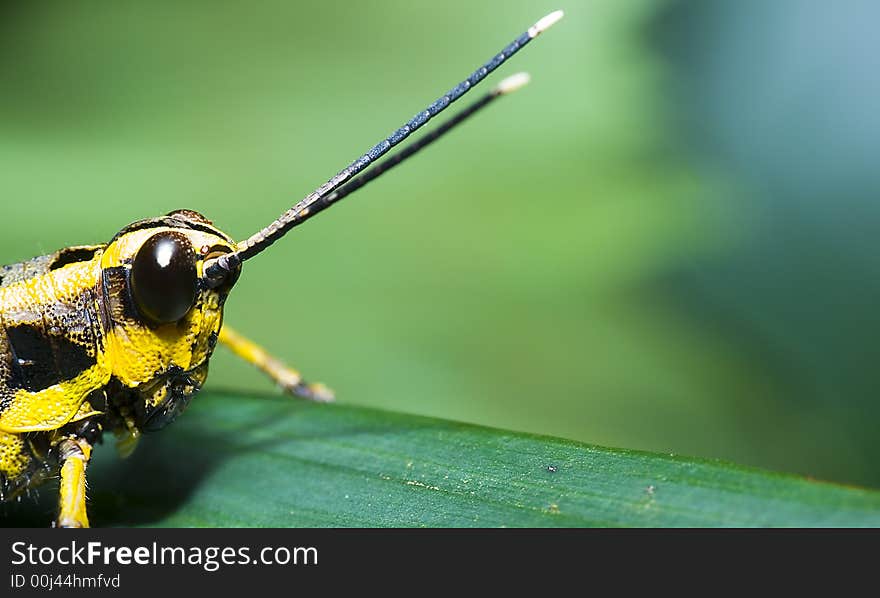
(130, 232), (198, 325)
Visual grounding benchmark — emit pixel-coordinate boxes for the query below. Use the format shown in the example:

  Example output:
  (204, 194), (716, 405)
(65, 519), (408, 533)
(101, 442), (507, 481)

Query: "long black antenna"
(205, 10), (563, 281)
(279, 72), (531, 230)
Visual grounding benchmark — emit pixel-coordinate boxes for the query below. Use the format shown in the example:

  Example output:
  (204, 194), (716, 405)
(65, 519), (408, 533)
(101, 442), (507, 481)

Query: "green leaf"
(6, 391), (880, 527)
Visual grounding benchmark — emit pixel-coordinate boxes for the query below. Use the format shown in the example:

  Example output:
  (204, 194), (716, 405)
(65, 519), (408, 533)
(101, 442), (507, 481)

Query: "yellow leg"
(56, 438), (92, 528)
(218, 325), (334, 402)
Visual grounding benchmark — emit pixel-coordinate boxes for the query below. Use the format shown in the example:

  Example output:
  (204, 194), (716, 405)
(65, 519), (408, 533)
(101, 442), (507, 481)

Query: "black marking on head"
(49, 246), (100, 271)
(110, 212), (233, 245)
(5, 325), (96, 392)
(166, 209), (215, 226)
(100, 266), (140, 328)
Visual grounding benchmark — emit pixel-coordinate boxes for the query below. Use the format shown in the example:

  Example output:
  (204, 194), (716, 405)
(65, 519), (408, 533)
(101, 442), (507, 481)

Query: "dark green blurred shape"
(1, 1), (877, 488)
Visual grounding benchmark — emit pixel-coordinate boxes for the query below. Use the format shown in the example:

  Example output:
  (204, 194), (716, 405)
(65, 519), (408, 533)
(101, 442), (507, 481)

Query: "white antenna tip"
(494, 72), (531, 95)
(529, 10), (564, 38)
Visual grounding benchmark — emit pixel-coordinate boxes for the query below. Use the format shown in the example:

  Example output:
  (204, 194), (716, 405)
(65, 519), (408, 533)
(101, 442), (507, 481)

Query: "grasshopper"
(0, 11), (563, 527)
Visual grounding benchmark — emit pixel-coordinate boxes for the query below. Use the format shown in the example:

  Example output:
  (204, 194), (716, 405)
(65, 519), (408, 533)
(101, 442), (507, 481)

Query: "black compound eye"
(130, 232), (198, 325)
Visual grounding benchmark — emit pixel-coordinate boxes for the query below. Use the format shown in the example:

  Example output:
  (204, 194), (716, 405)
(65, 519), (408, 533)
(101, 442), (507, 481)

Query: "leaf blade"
(6, 391), (880, 527)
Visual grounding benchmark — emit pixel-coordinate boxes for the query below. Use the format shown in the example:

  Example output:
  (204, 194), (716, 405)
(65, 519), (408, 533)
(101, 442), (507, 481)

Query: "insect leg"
(55, 437), (93, 528)
(218, 325), (334, 402)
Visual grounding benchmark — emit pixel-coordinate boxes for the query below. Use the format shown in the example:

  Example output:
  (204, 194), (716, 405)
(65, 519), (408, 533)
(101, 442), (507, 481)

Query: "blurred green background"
(1, 0), (877, 488)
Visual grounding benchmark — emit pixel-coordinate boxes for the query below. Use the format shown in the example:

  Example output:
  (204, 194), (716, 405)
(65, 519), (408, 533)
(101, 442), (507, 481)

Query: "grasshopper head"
(100, 210), (241, 430)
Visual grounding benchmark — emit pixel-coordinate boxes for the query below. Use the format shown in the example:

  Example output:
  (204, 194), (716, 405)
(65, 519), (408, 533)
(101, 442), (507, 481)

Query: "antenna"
(277, 72), (531, 230)
(205, 11), (563, 282)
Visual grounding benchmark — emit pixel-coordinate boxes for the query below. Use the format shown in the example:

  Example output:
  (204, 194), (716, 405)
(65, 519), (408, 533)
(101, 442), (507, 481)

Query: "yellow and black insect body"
(0, 11), (562, 527)
(0, 212), (239, 523)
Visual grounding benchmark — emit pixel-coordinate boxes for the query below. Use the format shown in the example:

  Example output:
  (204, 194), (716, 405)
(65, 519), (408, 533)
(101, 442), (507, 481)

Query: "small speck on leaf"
(406, 480), (441, 491)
